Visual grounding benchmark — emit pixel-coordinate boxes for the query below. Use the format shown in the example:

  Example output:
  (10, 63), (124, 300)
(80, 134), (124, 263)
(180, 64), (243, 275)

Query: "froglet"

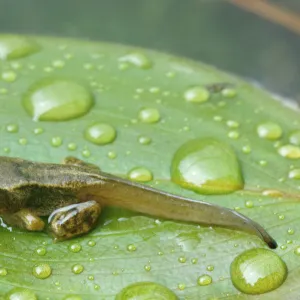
(0, 156), (277, 249)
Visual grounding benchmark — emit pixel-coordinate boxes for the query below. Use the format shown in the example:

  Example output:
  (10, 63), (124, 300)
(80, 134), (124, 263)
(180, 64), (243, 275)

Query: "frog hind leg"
(63, 156), (101, 172)
(2, 209), (45, 231)
(48, 200), (101, 241)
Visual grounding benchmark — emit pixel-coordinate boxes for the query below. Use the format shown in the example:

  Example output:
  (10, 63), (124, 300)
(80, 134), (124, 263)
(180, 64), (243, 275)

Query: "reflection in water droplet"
(128, 167), (153, 182)
(22, 78), (93, 121)
(138, 136), (152, 145)
(84, 123), (116, 145)
(119, 52), (152, 69)
(257, 122), (282, 140)
(50, 136), (63, 147)
(35, 247), (47, 256)
(5, 287), (37, 300)
(2, 70), (17, 82)
(197, 274), (212, 286)
(289, 130), (300, 146)
(289, 169), (300, 179)
(6, 123), (19, 133)
(138, 108), (160, 123)
(221, 88), (237, 98)
(0, 268), (7, 276)
(278, 145), (300, 159)
(69, 243), (82, 253)
(230, 248), (287, 294)
(72, 264), (84, 274)
(171, 138), (244, 194)
(32, 263), (52, 279)
(184, 86), (210, 103)
(115, 282), (178, 300)
(0, 35), (39, 60)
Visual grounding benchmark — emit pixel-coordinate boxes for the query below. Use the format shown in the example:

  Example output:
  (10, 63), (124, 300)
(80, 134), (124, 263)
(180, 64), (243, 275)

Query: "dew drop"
(19, 138), (27, 145)
(67, 142), (77, 151)
(228, 130), (239, 139)
(22, 78), (94, 121)
(294, 246), (300, 256)
(33, 127), (44, 135)
(6, 123), (19, 133)
(128, 167), (153, 182)
(107, 151), (117, 159)
(213, 115), (223, 122)
(119, 52), (153, 69)
(226, 120), (239, 128)
(206, 265), (214, 272)
(262, 189), (283, 197)
(138, 108), (160, 123)
(84, 123), (116, 145)
(257, 122), (283, 140)
(94, 284), (100, 291)
(0, 268), (7, 276)
(35, 247), (47, 256)
(88, 275), (94, 280)
(52, 60), (65, 68)
(289, 168), (300, 179)
(178, 256), (187, 263)
(278, 145), (300, 159)
(82, 149), (91, 158)
(127, 244), (137, 252)
(289, 130), (300, 146)
(32, 263), (52, 279)
(197, 274), (212, 286)
(178, 283), (186, 291)
(184, 86), (210, 103)
(242, 145), (252, 154)
(50, 136), (63, 147)
(171, 138), (243, 194)
(288, 228), (295, 235)
(278, 214), (285, 220)
(72, 264), (84, 274)
(138, 136), (152, 145)
(144, 265), (151, 272)
(115, 282), (178, 300)
(280, 245), (287, 250)
(5, 287), (37, 300)
(2, 70), (17, 82)
(191, 258), (198, 264)
(88, 240), (96, 247)
(221, 88), (237, 98)
(230, 248), (287, 294)
(69, 243), (82, 253)
(245, 201), (254, 208)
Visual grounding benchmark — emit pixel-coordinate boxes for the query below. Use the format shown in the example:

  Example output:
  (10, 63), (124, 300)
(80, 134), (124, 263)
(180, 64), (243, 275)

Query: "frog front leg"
(48, 200), (101, 241)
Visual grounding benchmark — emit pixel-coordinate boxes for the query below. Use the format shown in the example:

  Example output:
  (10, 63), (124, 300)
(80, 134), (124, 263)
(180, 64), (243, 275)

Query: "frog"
(0, 156), (277, 249)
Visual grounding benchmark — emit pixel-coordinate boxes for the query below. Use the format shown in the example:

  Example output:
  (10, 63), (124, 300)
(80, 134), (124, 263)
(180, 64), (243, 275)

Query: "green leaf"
(0, 35), (300, 299)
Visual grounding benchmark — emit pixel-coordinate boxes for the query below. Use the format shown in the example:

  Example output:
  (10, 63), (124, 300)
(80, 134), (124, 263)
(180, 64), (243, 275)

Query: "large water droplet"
(72, 264), (84, 274)
(84, 123), (116, 145)
(230, 248), (287, 294)
(115, 282), (178, 300)
(197, 274), (212, 286)
(257, 122), (282, 140)
(22, 78), (94, 121)
(5, 287), (37, 300)
(0, 35), (39, 60)
(289, 130), (300, 146)
(32, 263), (52, 279)
(119, 52), (152, 69)
(184, 86), (210, 103)
(138, 108), (160, 123)
(278, 145), (300, 159)
(69, 243), (82, 253)
(171, 138), (244, 194)
(0, 267), (7, 276)
(128, 167), (153, 182)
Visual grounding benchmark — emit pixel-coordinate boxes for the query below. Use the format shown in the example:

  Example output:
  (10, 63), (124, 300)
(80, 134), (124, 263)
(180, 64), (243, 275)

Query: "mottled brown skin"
(0, 156), (277, 248)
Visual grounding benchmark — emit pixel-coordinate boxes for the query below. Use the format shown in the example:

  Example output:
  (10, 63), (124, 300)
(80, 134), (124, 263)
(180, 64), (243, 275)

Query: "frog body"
(0, 156), (277, 249)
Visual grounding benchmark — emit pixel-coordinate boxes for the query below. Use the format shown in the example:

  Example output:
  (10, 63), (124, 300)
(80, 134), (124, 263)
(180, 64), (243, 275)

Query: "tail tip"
(268, 238), (278, 249)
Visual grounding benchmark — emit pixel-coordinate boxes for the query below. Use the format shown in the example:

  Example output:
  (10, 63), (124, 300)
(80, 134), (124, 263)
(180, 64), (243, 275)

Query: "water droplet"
(32, 263), (52, 279)
(63, 295), (83, 300)
(138, 136), (152, 145)
(72, 264), (84, 274)
(289, 168), (300, 179)
(257, 122), (282, 140)
(94, 284), (100, 290)
(107, 151), (117, 159)
(22, 78), (94, 121)
(84, 123), (116, 145)
(88, 240), (96, 247)
(278, 145), (300, 159)
(119, 52), (152, 69)
(128, 167), (153, 182)
(178, 283), (186, 291)
(242, 145), (252, 154)
(206, 265), (214, 272)
(191, 258), (198, 264)
(115, 282), (178, 300)
(171, 138), (243, 194)
(278, 214), (285, 220)
(0, 268), (7, 276)
(35, 247), (47, 256)
(289, 130), (300, 146)
(5, 287), (37, 300)
(178, 256), (187, 263)
(288, 228), (295, 235)
(213, 115), (223, 122)
(67, 142), (77, 151)
(228, 130), (240, 139)
(184, 86), (210, 103)
(0, 88), (8, 95)
(6, 123), (19, 133)
(230, 248), (287, 294)
(127, 244), (137, 252)
(88, 275), (94, 280)
(149, 87), (160, 94)
(69, 243), (82, 253)
(2, 70), (17, 82)
(50, 136), (63, 147)
(197, 274), (212, 286)
(3, 147), (10, 153)
(280, 245), (287, 250)
(0, 35), (39, 60)
(138, 108), (160, 123)
(52, 60), (65, 68)
(226, 120), (239, 128)
(33, 127), (44, 135)
(259, 160), (267, 166)
(262, 190), (283, 197)
(294, 246), (300, 256)
(144, 265), (151, 272)
(82, 149), (91, 158)
(245, 201), (254, 208)
(19, 138), (27, 145)
(221, 88), (237, 98)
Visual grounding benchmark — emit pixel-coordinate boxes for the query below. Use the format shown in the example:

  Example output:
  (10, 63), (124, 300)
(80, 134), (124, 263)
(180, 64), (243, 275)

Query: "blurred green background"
(0, 0), (300, 100)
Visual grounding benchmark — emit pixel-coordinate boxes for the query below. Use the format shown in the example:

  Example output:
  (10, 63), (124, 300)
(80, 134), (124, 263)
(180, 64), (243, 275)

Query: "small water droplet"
(262, 190), (283, 197)
(128, 167), (153, 182)
(0, 88), (8, 95)
(22, 78), (94, 121)
(82, 149), (91, 158)
(32, 263), (52, 279)
(35, 247), (47, 256)
(88, 240), (96, 247)
(5, 287), (37, 300)
(289, 130), (300, 146)
(149, 87), (160, 94)
(257, 122), (282, 140)
(119, 52), (152, 69)
(67, 142), (77, 151)
(18, 138), (27, 145)
(2, 70), (17, 82)
(84, 123), (116, 145)
(280, 245), (287, 250)
(288, 228), (295, 235)
(213, 115), (223, 122)
(178, 256), (187, 263)
(50, 136), (63, 147)
(144, 264), (151, 272)
(94, 284), (100, 290)
(63, 295), (83, 300)
(294, 246), (300, 256)
(178, 283), (186, 290)
(230, 248), (287, 294)
(138, 136), (152, 145)
(52, 60), (65, 68)
(127, 244), (137, 252)
(69, 243), (82, 253)
(88, 275), (94, 280)
(171, 138), (244, 194)
(221, 88), (237, 98)
(33, 127), (44, 135)
(278, 214), (285, 220)
(228, 130), (240, 139)
(0, 35), (39, 60)
(226, 120), (239, 128)
(191, 258), (198, 264)
(289, 168), (300, 179)
(115, 282), (178, 299)
(107, 151), (117, 159)
(0, 268), (7, 276)
(6, 123), (19, 133)
(3, 147), (10, 153)
(72, 264), (84, 274)
(197, 274), (212, 286)
(184, 86), (210, 103)
(278, 145), (300, 159)
(138, 108), (160, 123)
(259, 160), (267, 166)
(245, 200), (254, 208)
(242, 145), (252, 154)
(166, 71), (176, 78)
(206, 265), (214, 272)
